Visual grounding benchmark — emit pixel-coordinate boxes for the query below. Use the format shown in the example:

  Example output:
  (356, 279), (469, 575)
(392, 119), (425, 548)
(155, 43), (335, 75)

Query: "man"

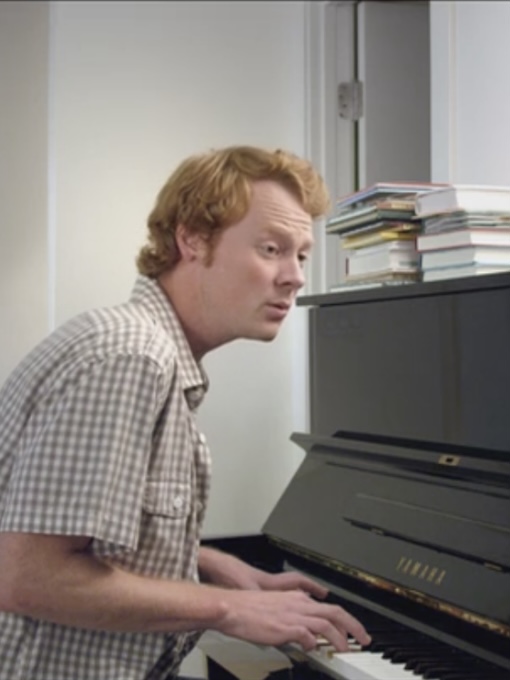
(0, 146), (370, 679)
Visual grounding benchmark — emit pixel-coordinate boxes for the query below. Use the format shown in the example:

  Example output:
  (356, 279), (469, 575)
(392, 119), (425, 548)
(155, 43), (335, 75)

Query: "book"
(415, 185), (510, 218)
(346, 241), (419, 278)
(422, 211), (510, 234)
(417, 228), (510, 252)
(421, 245), (510, 270)
(336, 182), (446, 212)
(343, 227), (417, 250)
(326, 200), (416, 235)
(344, 270), (421, 285)
(422, 265), (510, 282)
(329, 276), (418, 292)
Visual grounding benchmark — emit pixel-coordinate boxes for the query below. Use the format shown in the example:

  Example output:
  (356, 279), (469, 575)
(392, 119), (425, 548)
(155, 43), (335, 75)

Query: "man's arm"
(0, 532), (225, 633)
(198, 546), (330, 598)
(0, 532), (370, 651)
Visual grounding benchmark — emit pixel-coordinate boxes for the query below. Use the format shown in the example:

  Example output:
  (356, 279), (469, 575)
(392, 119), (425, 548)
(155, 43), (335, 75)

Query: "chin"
(251, 325), (281, 342)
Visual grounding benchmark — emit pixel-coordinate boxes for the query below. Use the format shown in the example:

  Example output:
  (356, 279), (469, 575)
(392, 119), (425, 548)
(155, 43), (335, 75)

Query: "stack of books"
(327, 182), (443, 289)
(415, 185), (510, 282)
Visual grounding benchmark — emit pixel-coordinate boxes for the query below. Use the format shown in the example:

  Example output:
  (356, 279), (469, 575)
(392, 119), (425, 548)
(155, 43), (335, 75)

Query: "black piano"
(204, 272), (510, 680)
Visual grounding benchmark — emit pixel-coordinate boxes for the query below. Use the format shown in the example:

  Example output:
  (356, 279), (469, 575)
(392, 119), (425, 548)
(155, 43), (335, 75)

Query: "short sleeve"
(0, 353), (174, 551)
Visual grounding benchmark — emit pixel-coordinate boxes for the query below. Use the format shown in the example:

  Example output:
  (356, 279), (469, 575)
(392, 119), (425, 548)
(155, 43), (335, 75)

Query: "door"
(357, 0), (431, 187)
(306, 0), (430, 291)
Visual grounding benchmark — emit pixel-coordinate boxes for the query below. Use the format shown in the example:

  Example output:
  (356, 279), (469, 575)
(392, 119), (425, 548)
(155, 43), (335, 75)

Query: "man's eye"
(261, 243), (280, 256)
(298, 253), (309, 266)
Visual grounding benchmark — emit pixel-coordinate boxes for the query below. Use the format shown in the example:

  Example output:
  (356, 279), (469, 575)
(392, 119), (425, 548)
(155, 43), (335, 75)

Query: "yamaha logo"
(396, 557), (446, 585)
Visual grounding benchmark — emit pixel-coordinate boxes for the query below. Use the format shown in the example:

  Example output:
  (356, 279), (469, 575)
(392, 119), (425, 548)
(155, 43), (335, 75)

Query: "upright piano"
(261, 271), (510, 680)
(204, 272), (510, 680)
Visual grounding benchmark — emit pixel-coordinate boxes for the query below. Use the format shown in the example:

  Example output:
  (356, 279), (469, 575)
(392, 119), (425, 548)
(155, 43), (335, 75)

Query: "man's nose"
(277, 257), (306, 290)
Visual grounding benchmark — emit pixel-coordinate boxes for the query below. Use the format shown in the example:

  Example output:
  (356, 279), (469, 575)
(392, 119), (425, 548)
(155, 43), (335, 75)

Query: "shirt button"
(173, 496), (183, 509)
(198, 433), (207, 444)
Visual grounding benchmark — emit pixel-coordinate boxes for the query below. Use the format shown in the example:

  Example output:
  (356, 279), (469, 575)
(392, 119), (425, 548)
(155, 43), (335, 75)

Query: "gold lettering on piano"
(427, 567), (438, 582)
(410, 562), (422, 576)
(397, 558), (446, 585)
(396, 557), (407, 570)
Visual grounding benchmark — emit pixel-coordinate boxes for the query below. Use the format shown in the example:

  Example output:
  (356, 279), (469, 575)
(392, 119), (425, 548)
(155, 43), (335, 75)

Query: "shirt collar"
(129, 275), (209, 409)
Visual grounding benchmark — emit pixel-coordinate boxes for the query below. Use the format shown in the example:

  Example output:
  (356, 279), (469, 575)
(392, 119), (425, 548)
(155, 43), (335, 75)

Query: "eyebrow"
(260, 225), (314, 249)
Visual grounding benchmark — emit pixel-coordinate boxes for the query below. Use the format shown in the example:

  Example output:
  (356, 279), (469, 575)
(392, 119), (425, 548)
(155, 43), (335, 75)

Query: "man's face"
(195, 180), (314, 346)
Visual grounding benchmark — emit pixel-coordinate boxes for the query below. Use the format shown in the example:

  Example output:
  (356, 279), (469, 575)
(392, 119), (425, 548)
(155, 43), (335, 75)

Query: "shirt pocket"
(142, 480), (192, 519)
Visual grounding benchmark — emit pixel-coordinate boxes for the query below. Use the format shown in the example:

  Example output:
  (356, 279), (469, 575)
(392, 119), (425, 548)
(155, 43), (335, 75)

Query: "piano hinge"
(338, 81), (363, 120)
(371, 528), (384, 536)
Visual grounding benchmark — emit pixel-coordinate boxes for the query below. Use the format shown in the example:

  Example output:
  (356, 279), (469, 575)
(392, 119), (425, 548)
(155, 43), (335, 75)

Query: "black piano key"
(446, 673), (510, 680)
(408, 656), (461, 673)
(420, 662), (509, 680)
(387, 647), (447, 663)
(411, 659), (445, 674)
(443, 675), (500, 680)
(451, 672), (481, 680)
(420, 660), (465, 671)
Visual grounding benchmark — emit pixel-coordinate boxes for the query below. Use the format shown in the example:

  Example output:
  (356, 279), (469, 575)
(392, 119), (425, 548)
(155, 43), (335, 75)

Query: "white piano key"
(304, 648), (423, 680)
(335, 652), (415, 680)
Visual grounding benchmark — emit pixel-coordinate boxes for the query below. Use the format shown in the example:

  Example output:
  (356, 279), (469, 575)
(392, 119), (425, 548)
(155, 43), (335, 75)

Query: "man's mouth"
(269, 301), (291, 311)
(265, 302), (291, 321)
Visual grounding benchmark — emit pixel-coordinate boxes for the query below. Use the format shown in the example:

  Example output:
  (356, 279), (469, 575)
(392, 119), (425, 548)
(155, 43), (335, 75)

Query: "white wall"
(1, 0), (311, 537)
(430, 1), (510, 185)
(0, 1), (50, 380)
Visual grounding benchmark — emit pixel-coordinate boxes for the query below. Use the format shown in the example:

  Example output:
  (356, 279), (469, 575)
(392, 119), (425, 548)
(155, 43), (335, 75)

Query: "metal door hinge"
(338, 81), (363, 120)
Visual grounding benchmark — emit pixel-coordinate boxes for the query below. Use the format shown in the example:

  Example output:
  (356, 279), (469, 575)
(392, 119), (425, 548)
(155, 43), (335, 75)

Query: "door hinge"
(338, 81), (363, 120)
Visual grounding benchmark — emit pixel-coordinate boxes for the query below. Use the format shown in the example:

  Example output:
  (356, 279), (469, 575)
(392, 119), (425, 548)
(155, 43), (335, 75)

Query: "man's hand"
(255, 570), (330, 599)
(198, 547), (370, 651)
(215, 587), (371, 652)
(199, 547), (327, 597)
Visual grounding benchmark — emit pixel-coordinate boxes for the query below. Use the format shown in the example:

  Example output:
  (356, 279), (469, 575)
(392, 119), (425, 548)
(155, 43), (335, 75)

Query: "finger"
(288, 624), (324, 653)
(270, 573), (329, 599)
(306, 601), (371, 648)
(333, 608), (371, 647)
(295, 577), (329, 600)
(305, 617), (350, 653)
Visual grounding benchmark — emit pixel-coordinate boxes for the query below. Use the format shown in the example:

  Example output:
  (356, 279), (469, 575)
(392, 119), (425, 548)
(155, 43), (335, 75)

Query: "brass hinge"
(438, 454), (461, 466)
(338, 81), (363, 120)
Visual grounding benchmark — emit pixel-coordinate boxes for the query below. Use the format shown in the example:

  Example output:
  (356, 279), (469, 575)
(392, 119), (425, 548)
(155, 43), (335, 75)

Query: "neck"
(157, 269), (221, 361)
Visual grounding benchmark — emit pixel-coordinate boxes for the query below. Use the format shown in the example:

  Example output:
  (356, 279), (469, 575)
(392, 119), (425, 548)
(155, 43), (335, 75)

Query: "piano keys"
(283, 597), (510, 680)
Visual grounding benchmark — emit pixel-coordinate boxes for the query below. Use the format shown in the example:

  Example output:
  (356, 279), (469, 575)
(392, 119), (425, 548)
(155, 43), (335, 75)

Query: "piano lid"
(262, 431), (510, 636)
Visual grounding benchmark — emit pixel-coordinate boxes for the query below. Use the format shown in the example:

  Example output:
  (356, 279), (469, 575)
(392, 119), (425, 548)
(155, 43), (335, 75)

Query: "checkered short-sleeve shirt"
(0, 276), (212, 680)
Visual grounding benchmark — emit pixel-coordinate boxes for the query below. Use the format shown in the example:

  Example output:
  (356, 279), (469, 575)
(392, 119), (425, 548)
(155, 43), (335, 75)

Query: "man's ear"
(175, 224), (207, 262)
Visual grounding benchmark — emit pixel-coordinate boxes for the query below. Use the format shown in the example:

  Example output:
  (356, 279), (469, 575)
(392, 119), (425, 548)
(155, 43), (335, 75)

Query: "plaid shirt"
(0, 276), (212, 679)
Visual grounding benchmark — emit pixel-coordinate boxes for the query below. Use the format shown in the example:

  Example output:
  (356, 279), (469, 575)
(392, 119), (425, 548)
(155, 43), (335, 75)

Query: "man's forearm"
(198, 546), (261, 589)
(0, 532), (228, 633)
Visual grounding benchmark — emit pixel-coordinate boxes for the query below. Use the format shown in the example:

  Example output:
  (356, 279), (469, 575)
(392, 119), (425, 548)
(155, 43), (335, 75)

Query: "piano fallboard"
(263, 432), (510, 627)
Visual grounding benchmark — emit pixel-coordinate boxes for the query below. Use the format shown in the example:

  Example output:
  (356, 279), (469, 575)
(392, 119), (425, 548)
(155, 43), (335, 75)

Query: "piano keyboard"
(297, 644), (423, 680)
(283, 600), (510, 680)
(288, 639), (510, 680)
